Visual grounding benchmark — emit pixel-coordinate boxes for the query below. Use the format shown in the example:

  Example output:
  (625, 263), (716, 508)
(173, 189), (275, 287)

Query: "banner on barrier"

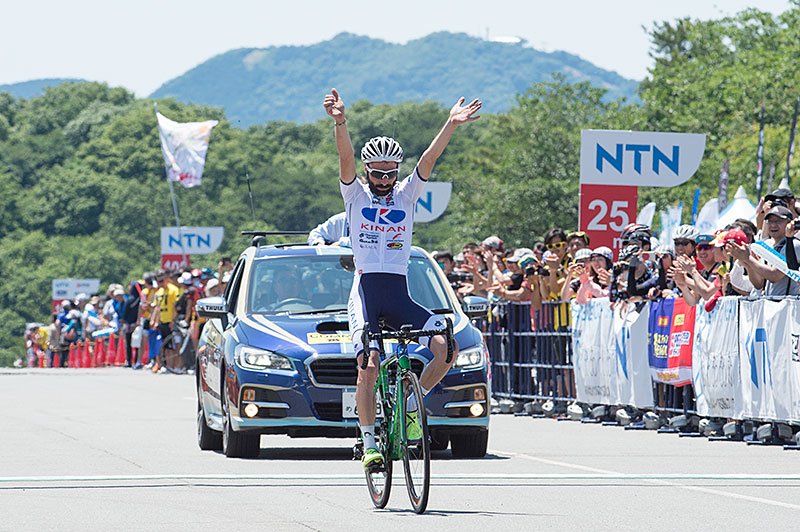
(611, 302), (654, 408)
(692, 297), (740, 418)
(738, 299), (798, 421)
(648, 298), (695, 386)
(572, 299), (614, 405)
(572, 299), (652, 407)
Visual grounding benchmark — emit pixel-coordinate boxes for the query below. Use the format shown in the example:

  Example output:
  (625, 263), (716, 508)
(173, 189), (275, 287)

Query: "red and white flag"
(156, 111), (218, 188)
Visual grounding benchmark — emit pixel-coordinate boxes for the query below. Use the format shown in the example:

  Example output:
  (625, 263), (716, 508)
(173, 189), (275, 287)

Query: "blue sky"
(1, 0), (791, 96)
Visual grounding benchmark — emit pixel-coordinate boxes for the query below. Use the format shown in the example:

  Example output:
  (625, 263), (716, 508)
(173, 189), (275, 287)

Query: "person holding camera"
(729, 205), (800, 296)
(755, 188), (797, 231)
(610, 244), (659, 304)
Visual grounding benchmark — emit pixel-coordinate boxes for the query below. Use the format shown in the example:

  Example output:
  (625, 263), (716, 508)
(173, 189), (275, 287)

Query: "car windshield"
(248, 253), (452, 315)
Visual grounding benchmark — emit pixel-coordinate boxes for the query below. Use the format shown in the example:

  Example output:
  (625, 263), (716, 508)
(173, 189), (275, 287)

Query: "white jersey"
(340, 167), (426, 275)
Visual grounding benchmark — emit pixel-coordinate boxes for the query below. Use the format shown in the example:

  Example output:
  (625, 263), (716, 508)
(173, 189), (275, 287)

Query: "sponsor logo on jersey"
(361, 207), (406, 225)
(359, 231), (379, 245)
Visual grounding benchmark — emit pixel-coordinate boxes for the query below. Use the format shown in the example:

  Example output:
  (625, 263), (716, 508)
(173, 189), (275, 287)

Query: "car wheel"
(429, 432), (449, 451)
(450, 430), (488, 458)
(197, 379), (222, 451)
(221, 371), (261, 459)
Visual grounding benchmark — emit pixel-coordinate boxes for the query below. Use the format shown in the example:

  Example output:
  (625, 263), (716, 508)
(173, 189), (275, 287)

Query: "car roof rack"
(241, 230), (309, 248)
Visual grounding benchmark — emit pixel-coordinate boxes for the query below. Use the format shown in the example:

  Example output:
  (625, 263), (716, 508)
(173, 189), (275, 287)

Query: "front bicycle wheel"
(400, 371), (430, 514)
(365, 386), (393, 508)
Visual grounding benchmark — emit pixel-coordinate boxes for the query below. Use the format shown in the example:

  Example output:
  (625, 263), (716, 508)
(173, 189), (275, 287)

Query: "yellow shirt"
(156, 284), (181, 323)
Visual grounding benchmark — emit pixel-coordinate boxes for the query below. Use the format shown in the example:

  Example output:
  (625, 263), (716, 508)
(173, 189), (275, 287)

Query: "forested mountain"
(1, 6), (799, 364)
(151, 32), (639, 126)
(0, 79), (88, 99)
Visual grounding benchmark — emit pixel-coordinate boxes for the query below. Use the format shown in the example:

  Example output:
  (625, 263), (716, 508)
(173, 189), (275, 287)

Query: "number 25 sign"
(579, 184), (637, 258)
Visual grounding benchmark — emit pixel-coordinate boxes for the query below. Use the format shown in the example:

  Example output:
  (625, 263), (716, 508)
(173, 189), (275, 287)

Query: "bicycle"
(355, 317), (454, 514)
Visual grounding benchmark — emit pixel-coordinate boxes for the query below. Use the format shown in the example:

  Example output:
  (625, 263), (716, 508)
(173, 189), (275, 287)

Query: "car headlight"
(453, 345), (484, 369)
(236, 345), (293, 371)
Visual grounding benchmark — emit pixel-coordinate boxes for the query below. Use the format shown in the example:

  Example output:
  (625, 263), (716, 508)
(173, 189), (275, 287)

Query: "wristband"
(335, 119), (347, 126)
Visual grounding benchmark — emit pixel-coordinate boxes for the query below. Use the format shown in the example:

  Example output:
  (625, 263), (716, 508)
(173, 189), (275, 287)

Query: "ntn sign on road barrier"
(160, 226), (224, 255)
(415, 182), (452, 223)
(580, 130), (706, 187)
(52, 278), (101, 311)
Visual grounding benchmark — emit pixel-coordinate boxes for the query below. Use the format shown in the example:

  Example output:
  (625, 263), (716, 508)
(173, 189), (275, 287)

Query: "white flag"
(156, 111), (218, 188)
(694, 198), (719, 235)
(658, 202), (683, 249)
(636, 202), (656, 227)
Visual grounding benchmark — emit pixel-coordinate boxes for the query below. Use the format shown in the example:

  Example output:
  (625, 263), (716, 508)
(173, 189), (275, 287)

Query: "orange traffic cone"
(96, 338), (105, 366)
(107, 333), (116, 366)
(68, 343), (76, 368)
(116, 333), (126, 366)
(53, 351), (60, 367)
(82, 340), (90, 368)
(38, 350), (45, 368)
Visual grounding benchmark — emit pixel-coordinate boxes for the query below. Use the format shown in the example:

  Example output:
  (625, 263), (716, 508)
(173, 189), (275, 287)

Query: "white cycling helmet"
(361, 136), (404, 163)
(671, 224), (699, 242)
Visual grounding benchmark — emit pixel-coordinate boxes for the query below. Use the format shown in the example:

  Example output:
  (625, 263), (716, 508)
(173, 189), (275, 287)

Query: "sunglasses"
(697, 244), (713, 251)
(366, 167), (399, 180)
(546, 241), (566, 250)
(673, 239), (693, 246)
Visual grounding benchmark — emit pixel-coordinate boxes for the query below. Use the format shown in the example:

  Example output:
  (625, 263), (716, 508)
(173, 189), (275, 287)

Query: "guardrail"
(480, 296), (800, 430)
(480, 300), (696, 418)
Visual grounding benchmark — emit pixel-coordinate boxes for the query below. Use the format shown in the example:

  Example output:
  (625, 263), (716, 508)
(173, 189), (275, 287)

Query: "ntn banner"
(160, 226), (224, 255)
(414, 182), (452, 223)
(580, 130), (706, 187)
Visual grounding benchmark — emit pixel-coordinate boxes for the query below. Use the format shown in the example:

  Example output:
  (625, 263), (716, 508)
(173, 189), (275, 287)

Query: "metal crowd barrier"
(479, 301), (696, 416)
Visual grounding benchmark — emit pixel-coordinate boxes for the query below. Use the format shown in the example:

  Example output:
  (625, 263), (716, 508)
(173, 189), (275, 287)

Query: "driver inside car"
(270, 267), (307, 308)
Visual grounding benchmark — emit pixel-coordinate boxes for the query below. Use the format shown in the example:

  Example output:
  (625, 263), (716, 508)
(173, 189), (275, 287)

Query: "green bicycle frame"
(375, 341), (413, 461)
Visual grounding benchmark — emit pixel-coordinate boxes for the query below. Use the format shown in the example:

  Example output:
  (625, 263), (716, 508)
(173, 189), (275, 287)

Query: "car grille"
(314, 402), (343, 421)
(308, 358), (425, 386)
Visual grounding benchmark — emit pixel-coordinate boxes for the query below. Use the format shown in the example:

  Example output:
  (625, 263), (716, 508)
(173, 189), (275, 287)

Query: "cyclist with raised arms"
(323, 88), (481, 470)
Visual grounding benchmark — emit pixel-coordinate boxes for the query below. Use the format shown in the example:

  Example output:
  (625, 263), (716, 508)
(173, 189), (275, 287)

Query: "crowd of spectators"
(21, 258), (232, 372)
(434, 187), (800, 313)
(25, 186), (800, 374)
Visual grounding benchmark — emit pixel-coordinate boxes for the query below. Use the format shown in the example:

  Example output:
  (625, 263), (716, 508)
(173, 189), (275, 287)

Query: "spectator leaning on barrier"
(714, 228), (753, 296)
(572, 247), (613, 304)
(541, 228), (569, 300)
(560, 248), (592, 301)
(503, 248), (532, 291)
(729, 205), (800, 297)
(648, 245), (676, 299)
(672, 225), (699, 260)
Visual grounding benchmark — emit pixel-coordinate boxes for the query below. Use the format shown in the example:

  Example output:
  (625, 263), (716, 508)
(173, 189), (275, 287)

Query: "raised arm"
(417, 97), (481, 180)
(323, 88), (356, 184)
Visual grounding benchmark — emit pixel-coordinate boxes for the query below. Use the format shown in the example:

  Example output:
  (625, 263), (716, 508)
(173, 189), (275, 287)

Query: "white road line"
(3, 473), (800, 483)
(490, 449), (800, 511)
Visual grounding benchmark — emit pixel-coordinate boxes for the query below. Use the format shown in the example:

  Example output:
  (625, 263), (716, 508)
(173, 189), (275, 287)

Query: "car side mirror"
(197, 296), (229, 327)
(462, 296), (489, 318)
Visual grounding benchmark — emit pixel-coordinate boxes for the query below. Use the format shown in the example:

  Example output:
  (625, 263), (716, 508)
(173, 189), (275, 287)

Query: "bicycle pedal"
(353, 441), (364, 460)
(366, 460), (386, 473)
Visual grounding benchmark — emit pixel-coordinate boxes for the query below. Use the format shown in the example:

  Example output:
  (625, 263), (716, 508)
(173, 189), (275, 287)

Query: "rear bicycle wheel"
(400, 371), (430, 514)
(365, 386), (393, 508)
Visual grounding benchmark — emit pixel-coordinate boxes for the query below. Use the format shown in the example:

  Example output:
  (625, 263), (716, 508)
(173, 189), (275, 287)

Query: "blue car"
(196, 238), (490, 459)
